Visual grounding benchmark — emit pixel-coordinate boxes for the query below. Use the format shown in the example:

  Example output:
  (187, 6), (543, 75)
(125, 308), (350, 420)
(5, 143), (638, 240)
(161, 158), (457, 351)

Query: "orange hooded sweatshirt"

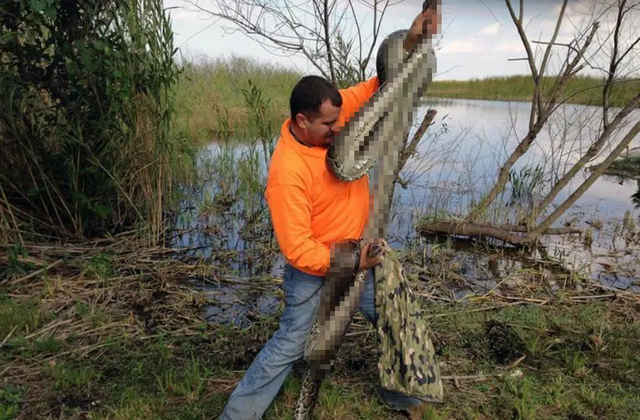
(265, 77), (380, 277)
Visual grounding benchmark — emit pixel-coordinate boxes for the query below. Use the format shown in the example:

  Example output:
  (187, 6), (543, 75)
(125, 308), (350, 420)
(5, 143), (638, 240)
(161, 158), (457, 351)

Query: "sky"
(164, 0), (638, 81)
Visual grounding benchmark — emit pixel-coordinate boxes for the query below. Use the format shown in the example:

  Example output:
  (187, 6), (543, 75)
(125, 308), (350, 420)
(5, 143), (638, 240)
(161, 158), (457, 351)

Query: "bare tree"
(421, 0), (640, 246)
(466, 0), (598, 222)
(182, 0), (401, 86)
(527, 0), (640, 221)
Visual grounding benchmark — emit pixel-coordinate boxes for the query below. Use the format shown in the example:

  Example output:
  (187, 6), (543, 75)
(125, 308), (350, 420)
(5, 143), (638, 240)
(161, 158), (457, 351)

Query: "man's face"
(295, 99), (342, 148)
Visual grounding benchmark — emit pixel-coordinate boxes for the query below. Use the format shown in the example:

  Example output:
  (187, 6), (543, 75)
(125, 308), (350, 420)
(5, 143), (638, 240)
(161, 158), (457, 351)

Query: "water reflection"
(392, 97), (640, 246)
(173, 97), (640, 324)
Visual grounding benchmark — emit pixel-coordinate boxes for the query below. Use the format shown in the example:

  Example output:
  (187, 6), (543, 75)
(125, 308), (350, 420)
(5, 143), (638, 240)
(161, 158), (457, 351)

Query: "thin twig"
(8, 259), (62, 285)
(0, 326), (18, 349)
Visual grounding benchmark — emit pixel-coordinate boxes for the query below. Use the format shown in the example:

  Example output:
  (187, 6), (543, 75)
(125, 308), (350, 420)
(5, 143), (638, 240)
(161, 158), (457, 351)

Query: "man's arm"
(337, 76), (380, 126)
(338, 1), (438, 122)
(267, 183), (331, 275)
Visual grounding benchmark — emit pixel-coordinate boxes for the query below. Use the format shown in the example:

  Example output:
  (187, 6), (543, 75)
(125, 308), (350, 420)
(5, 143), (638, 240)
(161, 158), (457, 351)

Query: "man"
(220, 5), (440, 419)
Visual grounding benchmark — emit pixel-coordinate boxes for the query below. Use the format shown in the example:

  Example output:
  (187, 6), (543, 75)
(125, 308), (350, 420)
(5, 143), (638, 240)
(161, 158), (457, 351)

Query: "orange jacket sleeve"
(338, 76), (380, 126)
(265, 77), (380, 276)
(267, 183), (331, 275)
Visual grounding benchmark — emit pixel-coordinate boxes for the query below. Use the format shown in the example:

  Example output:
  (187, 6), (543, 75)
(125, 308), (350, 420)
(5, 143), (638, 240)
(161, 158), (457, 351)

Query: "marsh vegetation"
(2, 0), (640, 419)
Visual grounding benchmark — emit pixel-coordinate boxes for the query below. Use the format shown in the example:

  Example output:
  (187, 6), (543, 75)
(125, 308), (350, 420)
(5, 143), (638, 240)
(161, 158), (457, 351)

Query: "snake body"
(294, 2), (436, 418)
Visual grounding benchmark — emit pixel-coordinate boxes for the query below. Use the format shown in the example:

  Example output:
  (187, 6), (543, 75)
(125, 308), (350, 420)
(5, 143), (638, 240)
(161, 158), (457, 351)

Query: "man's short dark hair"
(290, 75), (342, 121)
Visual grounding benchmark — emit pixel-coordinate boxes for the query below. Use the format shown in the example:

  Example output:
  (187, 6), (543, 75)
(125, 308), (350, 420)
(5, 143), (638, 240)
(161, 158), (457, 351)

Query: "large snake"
(293, 1), (437, 418)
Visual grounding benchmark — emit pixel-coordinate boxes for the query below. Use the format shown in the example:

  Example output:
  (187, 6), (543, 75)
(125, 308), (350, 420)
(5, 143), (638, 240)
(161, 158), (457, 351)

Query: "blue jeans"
(219, 264), (421, 419)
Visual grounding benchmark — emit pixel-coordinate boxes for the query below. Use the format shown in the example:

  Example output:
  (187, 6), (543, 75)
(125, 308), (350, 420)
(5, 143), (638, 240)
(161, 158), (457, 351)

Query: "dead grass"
(1, 238), (640, 419)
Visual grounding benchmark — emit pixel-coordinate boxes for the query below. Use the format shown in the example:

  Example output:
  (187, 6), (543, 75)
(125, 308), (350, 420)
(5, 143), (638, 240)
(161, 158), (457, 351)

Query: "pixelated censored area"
(327, 33), (436, 183)
(365, 40), (435, 239)
(307, 242), (365, 380)
(310, 3), (439, 380)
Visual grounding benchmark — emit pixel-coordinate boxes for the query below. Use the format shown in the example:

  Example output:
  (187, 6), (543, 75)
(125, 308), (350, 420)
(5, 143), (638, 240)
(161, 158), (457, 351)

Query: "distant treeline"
(427, 75), (640, 108)
(175, 63), (639, 145)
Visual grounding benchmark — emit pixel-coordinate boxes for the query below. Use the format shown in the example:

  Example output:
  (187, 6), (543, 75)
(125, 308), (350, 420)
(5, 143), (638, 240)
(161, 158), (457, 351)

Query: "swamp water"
(172, 97), (640, 326)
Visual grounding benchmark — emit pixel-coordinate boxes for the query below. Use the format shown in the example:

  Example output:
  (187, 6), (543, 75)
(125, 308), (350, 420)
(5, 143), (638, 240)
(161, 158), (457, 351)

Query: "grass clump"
(173, 54), (301, 142)
(0, 384), (23, 420)
(0, 297), (45, 337)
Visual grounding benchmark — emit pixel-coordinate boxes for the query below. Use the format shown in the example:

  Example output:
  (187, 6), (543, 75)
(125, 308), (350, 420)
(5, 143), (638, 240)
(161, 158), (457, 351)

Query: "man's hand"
(358, 241), (386, 271)
(403, 1), (441, 52)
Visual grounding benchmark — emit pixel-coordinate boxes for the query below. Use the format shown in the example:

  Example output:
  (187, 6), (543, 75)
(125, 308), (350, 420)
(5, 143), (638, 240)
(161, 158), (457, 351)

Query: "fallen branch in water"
(417, 220), (584, 247)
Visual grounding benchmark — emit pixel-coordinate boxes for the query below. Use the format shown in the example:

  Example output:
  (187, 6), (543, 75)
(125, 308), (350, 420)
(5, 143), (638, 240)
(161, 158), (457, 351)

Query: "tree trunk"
(417, 220), (582, 247)
(466, 128), (540, 222)
(419, 220), (532, 245)
(531, 118), (640, 237)
(528, 92), (640, 222)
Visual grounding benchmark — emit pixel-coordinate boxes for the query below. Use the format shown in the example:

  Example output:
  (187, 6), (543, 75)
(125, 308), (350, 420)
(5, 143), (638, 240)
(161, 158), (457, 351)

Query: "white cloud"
(439, 39), (478, 55)
(479, 22), (501, 36)
(496, 41), (523, 53)
(169, 9), (212, 23)
(163, 0), (640, 81)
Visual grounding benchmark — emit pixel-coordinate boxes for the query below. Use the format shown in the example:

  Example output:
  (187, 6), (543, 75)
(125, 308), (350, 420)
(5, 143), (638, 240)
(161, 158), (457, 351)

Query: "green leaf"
(92, 40), (107, 51)
(0, 31), (16, 44)
(92, 203), (112, 220)
(30, 0), (47, 12)
(44, 5), (57, 19)
(26, 187), (39, 198)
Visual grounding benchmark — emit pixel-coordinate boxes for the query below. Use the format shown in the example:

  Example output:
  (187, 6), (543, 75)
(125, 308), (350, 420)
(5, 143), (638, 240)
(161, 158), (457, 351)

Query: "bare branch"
(532, 118), (640, 237)
(603, 0), (626, 128)
(542, 22), (600, 117)
(505, 0), (538, 87)
(318, 0), (336, 83)
(347, 0), (364, 80)
(505, 0), (540, 134)
(518, 0), (523, 23)
(539, 1), (568, 79)
(538, 0), (568, 116)
(182, 0), (396, 84)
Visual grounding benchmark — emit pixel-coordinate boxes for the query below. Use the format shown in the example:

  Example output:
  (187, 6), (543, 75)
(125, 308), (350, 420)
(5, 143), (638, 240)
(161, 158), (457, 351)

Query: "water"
(173, 97), (640, 325)
(390, 97), (640, 235)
